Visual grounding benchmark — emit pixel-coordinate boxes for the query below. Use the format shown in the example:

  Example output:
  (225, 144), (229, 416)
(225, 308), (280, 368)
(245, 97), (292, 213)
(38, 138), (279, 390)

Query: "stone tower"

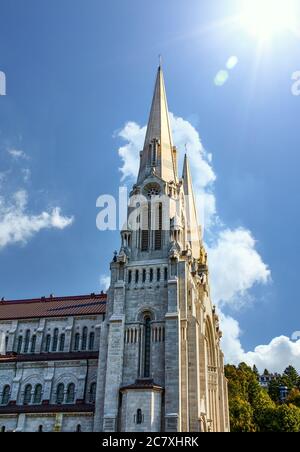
(94, 66), (230, 433)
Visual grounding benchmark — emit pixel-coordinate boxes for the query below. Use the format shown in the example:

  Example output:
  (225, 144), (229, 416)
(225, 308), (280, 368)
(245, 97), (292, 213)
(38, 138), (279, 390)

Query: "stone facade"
(0, 66), (229, 432)
(0, 299), (104, 432)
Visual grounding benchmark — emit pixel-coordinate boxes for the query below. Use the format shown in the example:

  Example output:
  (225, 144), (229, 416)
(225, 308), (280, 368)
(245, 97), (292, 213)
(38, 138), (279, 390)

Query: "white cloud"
(207, 228), (271, 308)
(7, 149), (28, 160)
(220, 312), (300, 373)
(117, 122), (146, 181)
(100, 274), (110, 291)
(219, 313), (246, 364)
(0, 190), (74, 250)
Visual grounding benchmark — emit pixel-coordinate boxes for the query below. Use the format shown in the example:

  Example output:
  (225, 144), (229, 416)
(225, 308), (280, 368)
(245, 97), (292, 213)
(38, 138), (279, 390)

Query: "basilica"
(0, 66), (229, 432)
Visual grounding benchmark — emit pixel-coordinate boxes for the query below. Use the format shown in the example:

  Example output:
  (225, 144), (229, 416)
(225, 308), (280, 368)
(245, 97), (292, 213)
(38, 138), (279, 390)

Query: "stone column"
(65, 317), (74, 352)
(187, 316), (201, 432)
(15, 413), (26, 432)
(11, 363), (22, 403)
(7, 320), (17, 353)
(43, 363), (55, 403)
(77, 361), (88, 402)
(102, 282), (126, 432)
(164, 278), (181, 432)
(36, 319), (45, 353)
(93, 320), (109, 432)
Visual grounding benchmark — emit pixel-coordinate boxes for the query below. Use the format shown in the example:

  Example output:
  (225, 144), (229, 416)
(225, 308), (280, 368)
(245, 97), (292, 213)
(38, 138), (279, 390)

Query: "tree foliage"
(225, 363), (300, 432)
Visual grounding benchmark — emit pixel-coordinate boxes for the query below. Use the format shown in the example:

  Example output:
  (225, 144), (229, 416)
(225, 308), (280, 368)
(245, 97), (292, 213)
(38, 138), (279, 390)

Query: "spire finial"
(158, 54), (162, 68)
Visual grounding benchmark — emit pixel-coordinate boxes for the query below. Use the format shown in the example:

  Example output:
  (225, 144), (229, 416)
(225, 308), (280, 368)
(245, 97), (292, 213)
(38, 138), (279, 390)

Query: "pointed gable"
(182, 154), (201, 259)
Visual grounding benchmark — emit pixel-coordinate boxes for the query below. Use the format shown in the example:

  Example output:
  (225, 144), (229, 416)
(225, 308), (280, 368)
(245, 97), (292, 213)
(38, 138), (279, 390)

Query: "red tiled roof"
(0, 293), (107, 320)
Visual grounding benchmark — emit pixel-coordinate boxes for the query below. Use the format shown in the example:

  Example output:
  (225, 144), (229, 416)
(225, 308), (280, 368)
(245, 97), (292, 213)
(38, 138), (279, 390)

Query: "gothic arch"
(22, 374), (43, 387)
(53, 373), (78, 387)
(205, 315), (219, 432)
(205, 317), (216, 368)
(136, 307), (156, 323)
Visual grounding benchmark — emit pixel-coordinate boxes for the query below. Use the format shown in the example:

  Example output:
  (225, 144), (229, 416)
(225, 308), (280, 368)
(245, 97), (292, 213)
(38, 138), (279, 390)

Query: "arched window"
(149, 268), (153, 283)
(135, 269), (139, 284)
(76, 424), (81, 432)
(38, 425), (43, 432)
(52, 328), (59, 352)
(74, 333), (80, 351)
(136, 409), (143, 424)
(88, 332), (95, 351)
(144, 317), (151, 378)
(141, 204), (149, 252)
(164, 267), (168, 281)
(24, 330), (30, 353)
(45, 334), (51, 352)
(33, 384), (42, 404)
(128, 270), (132, 284)
(1, 385), (10, 405)
(16, 336), (23, 354)
(157, 268), (161, 282)
(23, 384), (32, 405)
(59, 334), (65, 352)
(5, 336), (8, 351)
(154, 203), (162, 250)
(142, 269), (146, 283)
(82, 327), (88, 351)
(66, 383), (75, 404)
(30, 335), (36, 353)
(1, 426), (5, 433)
(89, 382), (96, 404)
(56, 383), (64, 404)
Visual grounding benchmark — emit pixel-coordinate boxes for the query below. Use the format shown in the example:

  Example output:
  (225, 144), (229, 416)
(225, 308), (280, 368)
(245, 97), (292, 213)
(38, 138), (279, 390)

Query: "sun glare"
(241, 0), (298, 40)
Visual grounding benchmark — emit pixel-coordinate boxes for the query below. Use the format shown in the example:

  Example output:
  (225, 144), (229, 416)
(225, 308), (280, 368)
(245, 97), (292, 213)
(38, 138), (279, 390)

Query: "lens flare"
(241, 0), (298, 40)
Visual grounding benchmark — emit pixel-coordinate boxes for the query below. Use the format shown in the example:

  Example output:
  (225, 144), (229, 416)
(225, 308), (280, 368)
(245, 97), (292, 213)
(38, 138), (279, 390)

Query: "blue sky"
(0, 0), (300, 370)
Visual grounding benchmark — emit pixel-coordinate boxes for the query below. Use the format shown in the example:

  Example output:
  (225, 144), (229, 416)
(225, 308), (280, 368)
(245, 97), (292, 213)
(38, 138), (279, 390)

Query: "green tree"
(286, 389), (300, 408)
(252, 388), (276, 431)
(268, 377), (281, 403)
(283, 366), (299, 388)
(225, 362), (300, 432)
(229, 397), (256, 432)
(275, 404), (300, 432)
(252, 365), (259, 378)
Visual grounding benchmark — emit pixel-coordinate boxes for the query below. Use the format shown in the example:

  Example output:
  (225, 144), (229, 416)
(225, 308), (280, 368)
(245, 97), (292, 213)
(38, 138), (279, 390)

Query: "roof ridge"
(0, 293), (107, 305)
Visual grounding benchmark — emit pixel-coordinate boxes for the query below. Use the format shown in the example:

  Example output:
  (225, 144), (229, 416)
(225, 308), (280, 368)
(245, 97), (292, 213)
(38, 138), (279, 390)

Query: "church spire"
(182, 154), (201, 258)
(137, 65), (177, 184)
